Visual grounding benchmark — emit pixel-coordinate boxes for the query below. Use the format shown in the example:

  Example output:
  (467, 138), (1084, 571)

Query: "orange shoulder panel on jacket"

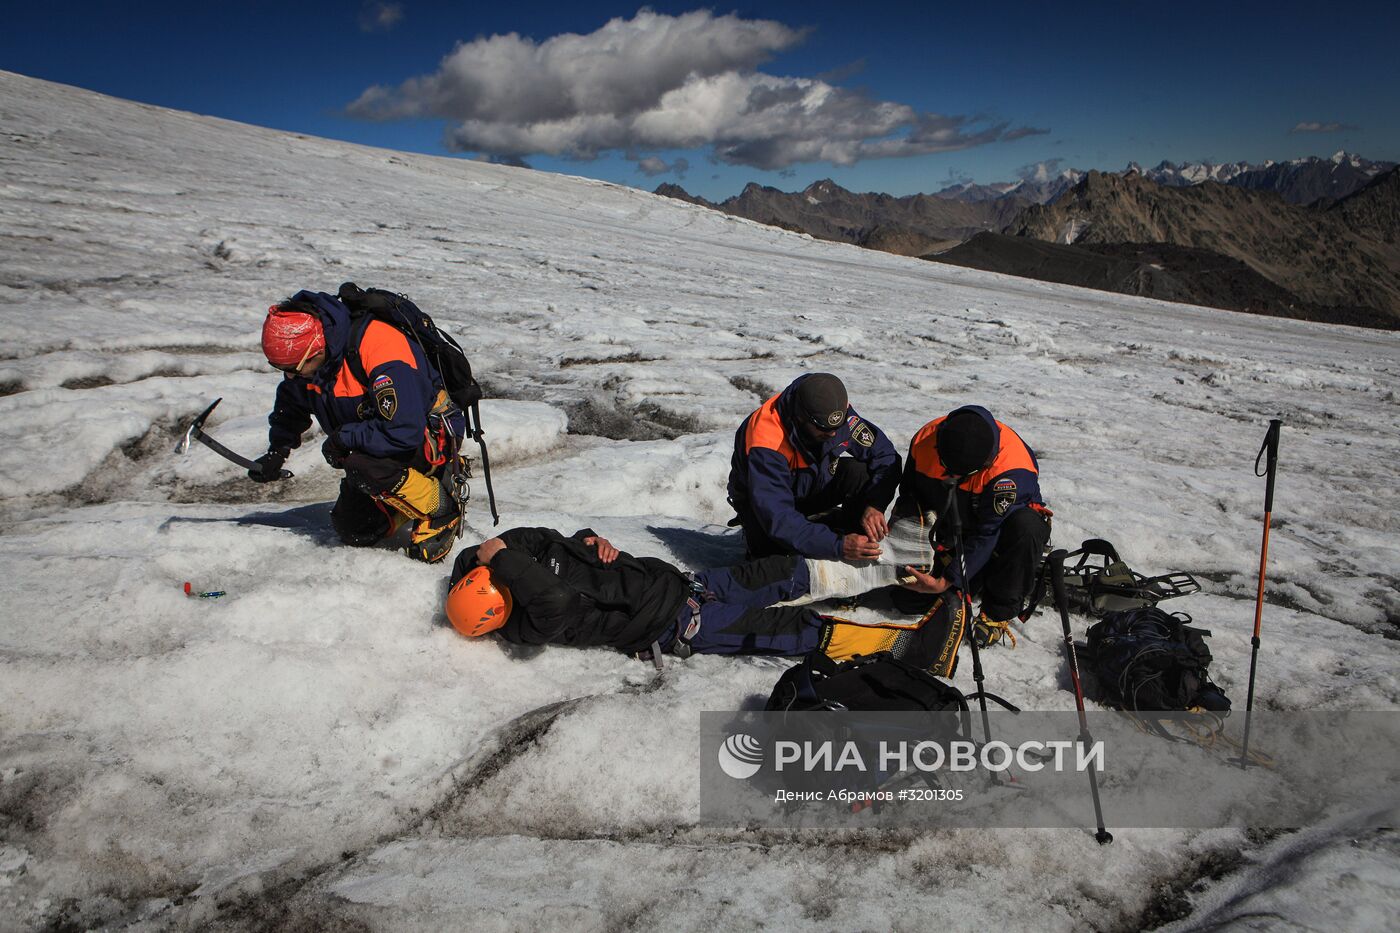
(964, 421), (1037, 493)
(986, 421), (1036, 474)
(744, 393), (808, 469)
(332, 361), (364, 398)
(908, 417), (947, 479)
(359, 320), (418, 374)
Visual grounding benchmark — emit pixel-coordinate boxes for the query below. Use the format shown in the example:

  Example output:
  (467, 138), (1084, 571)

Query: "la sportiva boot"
(409, 474), (462, 563)
(377, 468), (462, 563)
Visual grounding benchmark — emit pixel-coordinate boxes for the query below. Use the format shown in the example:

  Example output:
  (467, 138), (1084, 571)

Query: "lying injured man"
(444, 518), (970, 675)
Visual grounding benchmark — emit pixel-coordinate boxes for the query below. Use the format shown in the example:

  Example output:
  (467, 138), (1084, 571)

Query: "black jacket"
(449, 527), (690, 654)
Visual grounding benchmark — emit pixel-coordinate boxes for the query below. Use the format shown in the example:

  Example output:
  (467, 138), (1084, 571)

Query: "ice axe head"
(175, 398), (222, 455)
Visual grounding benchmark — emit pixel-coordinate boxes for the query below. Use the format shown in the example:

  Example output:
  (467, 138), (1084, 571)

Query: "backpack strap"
(962, 690), (1020, 713)
(342, 313), (375, 390)
(464, 396), (499, 526)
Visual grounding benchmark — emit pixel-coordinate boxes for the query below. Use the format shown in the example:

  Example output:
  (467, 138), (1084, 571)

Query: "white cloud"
(359, 2), (403, 33)
(347, 10), (1043, 171)
(1290, 121), (1358, 134)
(636, 156), (689, 177)
(1017, 159), (1065, 182)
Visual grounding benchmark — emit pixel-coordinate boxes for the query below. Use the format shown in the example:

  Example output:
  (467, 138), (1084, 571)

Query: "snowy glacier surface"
(1, 71), (1398, 931)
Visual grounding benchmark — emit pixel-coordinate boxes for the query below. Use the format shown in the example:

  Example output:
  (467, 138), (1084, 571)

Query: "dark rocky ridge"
(1229, 154), (1396, 205)
(658, 178), (1025, 256)
(1004, 168), (1400, 326)
(933, 233), (1396, 330)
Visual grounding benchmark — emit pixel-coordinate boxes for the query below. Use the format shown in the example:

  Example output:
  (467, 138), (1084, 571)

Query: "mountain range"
(656, 153), (1400, 328)
(931, 152), (1395, 206)
(654, 179), (1026, 256)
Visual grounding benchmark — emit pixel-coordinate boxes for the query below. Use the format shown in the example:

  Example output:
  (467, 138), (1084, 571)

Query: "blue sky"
(4, 1), (1397, 201)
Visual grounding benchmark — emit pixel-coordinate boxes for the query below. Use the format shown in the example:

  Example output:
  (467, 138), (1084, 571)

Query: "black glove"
(322, 434), (351, 469)
(248, 447), (290, 483)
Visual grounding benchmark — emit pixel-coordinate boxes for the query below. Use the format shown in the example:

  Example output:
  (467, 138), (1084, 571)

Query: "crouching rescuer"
(252, 289), (468, 562)
(892, 405), (1052, 649)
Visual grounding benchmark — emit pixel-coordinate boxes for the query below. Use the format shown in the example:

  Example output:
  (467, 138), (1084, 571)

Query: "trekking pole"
(1239, 419), (1282, 770)
(943, 480), (995, 751)
(1049, 549), (1113, 845)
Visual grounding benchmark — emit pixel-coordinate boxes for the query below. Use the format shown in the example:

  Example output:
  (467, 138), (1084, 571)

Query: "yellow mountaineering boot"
(971, 611), (1018, 649)
(378, 468), (461, 563)
(818, 593), (969, 679)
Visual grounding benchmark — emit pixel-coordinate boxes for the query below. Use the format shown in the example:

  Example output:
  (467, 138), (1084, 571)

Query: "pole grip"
(1255, 419), (1282, 513)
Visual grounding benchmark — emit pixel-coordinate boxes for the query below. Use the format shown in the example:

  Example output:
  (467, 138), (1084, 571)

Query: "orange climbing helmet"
(445, 566), (513, 638)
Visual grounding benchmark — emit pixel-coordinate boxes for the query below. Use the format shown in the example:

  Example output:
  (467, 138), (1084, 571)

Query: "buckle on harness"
(671, 596), (703, 659)
(634, 640), (665, 670)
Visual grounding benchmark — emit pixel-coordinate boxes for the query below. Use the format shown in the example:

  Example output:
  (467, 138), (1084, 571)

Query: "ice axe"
(174, 398), (293, 479)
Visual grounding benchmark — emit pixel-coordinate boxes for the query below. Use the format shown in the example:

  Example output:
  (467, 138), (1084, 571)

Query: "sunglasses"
(269, 342), (323, 377)
(802, 410), (844, 433)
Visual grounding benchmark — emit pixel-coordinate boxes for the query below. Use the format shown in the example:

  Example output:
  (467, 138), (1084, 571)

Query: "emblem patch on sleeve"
(848, 419), (876, 448)
(375, 387), (398, 420)
(372, 374), (393, 390)
(992, 477), (1017, 515)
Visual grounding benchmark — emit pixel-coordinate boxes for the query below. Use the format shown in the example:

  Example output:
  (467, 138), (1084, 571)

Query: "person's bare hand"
(583, 535), (619, 563)
(841, 533), (882, 561)
(476, 537), (507, 565)
(900, 565), (951, 594)
(861, 506), (889, 541)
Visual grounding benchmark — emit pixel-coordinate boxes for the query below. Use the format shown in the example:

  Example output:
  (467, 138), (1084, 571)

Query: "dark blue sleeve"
(268, 379), (313, 451)
(948, 467), (1041, 587)
(337, 358), (431, 458)
(747, 448), (844, 559)
(843, 408), (901, 511)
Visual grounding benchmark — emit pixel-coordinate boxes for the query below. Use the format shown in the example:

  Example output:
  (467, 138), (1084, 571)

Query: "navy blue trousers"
(678, 555), (825, 656)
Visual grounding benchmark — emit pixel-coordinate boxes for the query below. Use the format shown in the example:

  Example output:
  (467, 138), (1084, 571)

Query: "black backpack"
(768, 651), (972, 714)
(761, 653), (1018, 806)
(767, 651), (1019, 719)
(1084, 607), (1231, 713)
(336, 282), (497, 525)
(336, 282), (482, 411)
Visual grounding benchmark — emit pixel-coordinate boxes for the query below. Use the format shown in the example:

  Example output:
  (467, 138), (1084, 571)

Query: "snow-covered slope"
(1, 71), (1397, 931)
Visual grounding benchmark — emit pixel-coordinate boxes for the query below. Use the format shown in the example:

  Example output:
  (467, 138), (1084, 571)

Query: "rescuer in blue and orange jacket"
(727, 373), (902, 561)
(892, 405), (1051, 648)
(249, 290), (466, 563)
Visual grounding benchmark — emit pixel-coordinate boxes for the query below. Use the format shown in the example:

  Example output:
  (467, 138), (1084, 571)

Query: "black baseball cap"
(794, 374), (848, 431)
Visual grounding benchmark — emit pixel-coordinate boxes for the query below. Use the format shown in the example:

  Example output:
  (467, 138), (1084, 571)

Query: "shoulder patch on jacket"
(375, 386), (398, 420)
(849, 418), (875, 448)
(992, 477), (1017, 515)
